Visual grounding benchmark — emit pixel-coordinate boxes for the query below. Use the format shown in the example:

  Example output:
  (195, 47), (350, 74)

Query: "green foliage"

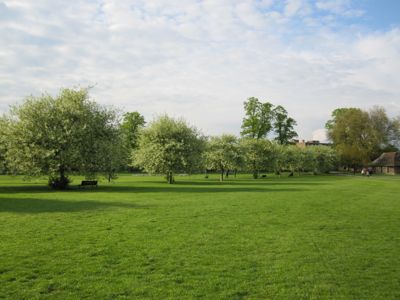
(3, 88), (120, 188)
(0, 117), (9, 174)
(241, 97), (274, 139)
(132, 115), (204, 183)
(240, 138), (276, 178)
(204, 134), (241, 181)
(299, 146), (338, 174)
(120, 112), (145, 169)
(241, 98), (298, 144)
(121, 112), (145, 150)
(326, 106), (399, 169)
(273, 105), (298, 144)
(282, 145), (302, 174)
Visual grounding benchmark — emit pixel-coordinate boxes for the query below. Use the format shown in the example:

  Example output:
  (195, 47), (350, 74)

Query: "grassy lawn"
(1, 174), (400, 299)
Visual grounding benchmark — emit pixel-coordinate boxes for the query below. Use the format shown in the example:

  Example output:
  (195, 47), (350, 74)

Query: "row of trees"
(131, 115), (337, 183)
(130, 105), (335, 183)
(0, 89), (318, 187)
(1, 87), (398, 187)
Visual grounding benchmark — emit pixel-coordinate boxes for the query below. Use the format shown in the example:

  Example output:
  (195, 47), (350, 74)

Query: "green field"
(1, 174), (399, 299)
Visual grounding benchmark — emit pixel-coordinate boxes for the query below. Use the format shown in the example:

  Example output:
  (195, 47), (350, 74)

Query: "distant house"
(370, 152), (400, 175)
(293, 139), (332, 148)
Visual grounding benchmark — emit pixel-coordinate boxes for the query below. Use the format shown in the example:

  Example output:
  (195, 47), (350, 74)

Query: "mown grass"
(0, 174), (399, 299)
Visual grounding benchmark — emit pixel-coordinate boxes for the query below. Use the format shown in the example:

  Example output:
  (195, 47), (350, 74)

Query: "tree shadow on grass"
(0, 197), (150, 214)
(94, 185), (308, 194)
(165, 180), (329, 187)
(0, 184), (308, 195)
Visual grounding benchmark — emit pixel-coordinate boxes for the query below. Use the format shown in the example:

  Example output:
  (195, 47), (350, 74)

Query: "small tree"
(203, 135), (241, 182)
(309, 146), (338, 174)
(0, 117), (9, 174)
(240, 137), (275, 179)
(98, 130), (125, 182)
(283, 146), (302, 176)
(4, 88), (120, 189)
(132, 115), (204, 184)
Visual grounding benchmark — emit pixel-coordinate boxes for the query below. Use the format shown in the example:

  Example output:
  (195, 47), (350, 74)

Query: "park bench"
(79, 180), (98, 188)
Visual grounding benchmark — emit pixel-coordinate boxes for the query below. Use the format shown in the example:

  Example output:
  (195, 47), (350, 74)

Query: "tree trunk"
(167, 171), (174, 184)
(220, 169), (224, 182)
(225, 170), (229, 178)
(252, 170), (258, 179)
(50, 165), (69, 189)
(234, 169), (237, 178)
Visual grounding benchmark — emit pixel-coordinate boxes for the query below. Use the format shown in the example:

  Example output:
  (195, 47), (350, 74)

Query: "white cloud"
(315, 0), (364, 17)
(0, 0), (399, 139)
(312, 128), (328, 142)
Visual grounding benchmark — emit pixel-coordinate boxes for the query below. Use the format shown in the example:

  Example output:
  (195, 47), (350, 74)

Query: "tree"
(121, 112), (145, 149)
(98, 130), (125, 182)
(132, 115), (204, 184)
(4, 88), (120, 189)
(296, 146), (337, 174)
(326, 107), (399, 171)
(241, 97), (274, 139)
(273, 105), (298, 144)
(326, 108), (372, 170)
(282, 146), (302, 175)
(120, 111), (145, 161)
(369, 106), (400, 155)
(0, 117), (9, 174)
(203, 135), (241, 181)
(271, 142), (286, 175)
(240, 137), (276, 179)
(310, 146), (338, 174)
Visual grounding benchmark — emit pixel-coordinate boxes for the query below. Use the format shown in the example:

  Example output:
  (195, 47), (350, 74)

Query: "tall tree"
(369, 106), (400, 154)
(121, 111), (145, 150)
(204, 135), (241, 181)
(325, 108), (373, 170)
(4, 88), (120, 189)
(120, 111), (146, 169)
(241, 97), (274, 139)
(273, 105), (298, 144)
(132, 115), (204, 184)
(326, 107), (400, 170)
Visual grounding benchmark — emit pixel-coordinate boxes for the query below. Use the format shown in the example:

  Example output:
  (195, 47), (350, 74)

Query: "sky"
(0, 0), (399, 141)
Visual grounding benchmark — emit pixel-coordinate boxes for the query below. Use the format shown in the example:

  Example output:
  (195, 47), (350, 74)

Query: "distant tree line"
(0, 88), (398, 187)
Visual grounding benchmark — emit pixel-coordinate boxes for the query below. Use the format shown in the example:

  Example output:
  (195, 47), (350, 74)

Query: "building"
(293, 139), (332, 148)
(370, 152), (400, 175)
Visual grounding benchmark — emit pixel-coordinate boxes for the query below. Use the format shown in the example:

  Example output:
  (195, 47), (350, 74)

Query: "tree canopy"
(326, 106), (399, 169)
(241, 97), (274, 139)
(0, 117), (9, 174)
(3, 88), (120, 188)
(132, 115), (204, 183)
(240, 138), (276, 179)
(273, 105), (298, 145)
(204, 135), (242, 181)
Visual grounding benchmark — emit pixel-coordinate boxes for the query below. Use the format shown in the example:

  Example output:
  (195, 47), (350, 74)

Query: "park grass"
(0, 174), (400, 299)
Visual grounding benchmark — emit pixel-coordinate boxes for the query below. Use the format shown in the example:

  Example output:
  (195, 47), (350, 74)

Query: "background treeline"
(0, 88), (399, 188)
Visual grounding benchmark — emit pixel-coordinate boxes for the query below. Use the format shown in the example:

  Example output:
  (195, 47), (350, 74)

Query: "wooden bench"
(79, 180), (98, 188)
